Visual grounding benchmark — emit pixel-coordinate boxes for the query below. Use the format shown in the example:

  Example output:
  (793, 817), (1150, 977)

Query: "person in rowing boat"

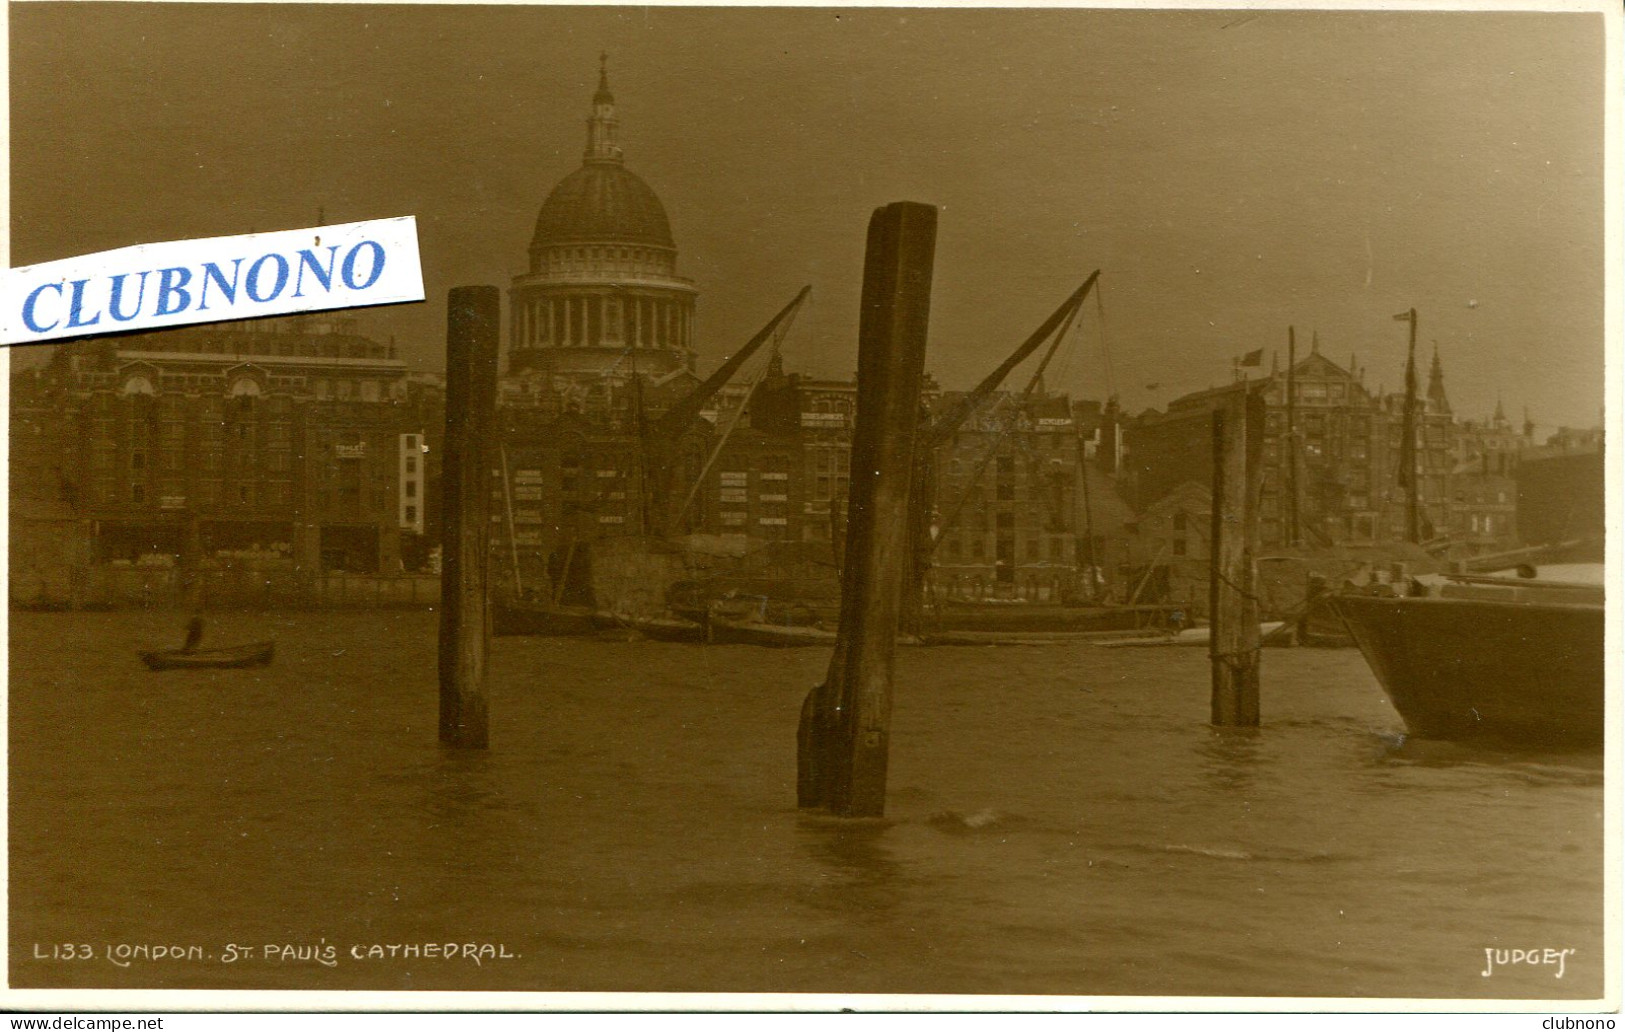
(182, 614), (205, 652)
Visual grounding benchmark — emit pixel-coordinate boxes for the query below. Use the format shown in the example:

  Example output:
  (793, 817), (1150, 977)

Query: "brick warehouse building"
(1122, 344), (1509, 554)
(748, 367), (860, 552)
(926, 390), (1084, 601)
(12, 314), (439, 606)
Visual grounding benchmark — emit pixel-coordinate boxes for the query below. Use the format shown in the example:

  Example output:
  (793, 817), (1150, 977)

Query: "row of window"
(86, 392), (291, 415)
(307, 378), (387, 402)
(103, 479), (292, 506)
(98, 373), (308, 394)
(1264, 381), (1364, 405)
(147, 334), (391, 359)
(942, 537), (1070, 561)
(539, 244), (665, 267)
(99, 422), (295, 444)
(807, 397), (855, 416)
(85, 378), (394, 405)
(95, 446), (295, 472)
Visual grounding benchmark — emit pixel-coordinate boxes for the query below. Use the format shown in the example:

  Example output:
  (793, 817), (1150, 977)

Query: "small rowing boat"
(139, 641), (275, 671)
(593, 611), (707, 643)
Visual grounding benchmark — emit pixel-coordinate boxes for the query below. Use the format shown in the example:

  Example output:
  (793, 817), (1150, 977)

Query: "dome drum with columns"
(510, 59), (697, 379)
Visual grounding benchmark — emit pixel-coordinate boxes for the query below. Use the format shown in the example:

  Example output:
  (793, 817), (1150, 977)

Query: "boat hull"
(632, 618), (706, 643)
(922, 628), (1171, 647)
(593, 612), (707, 643)
(139, 642), (275, 671)
(1332, 594), (1603, 749)
(492, 601), (598, 637)
(928, 603), (1177, 634)
(707, 616), (837, 647)
(1095, 622), (1283, 648)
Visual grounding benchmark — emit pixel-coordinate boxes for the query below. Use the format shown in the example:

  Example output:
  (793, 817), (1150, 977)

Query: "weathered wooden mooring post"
(438, 285), (501, 748)
(798, 201), (937, 817)
(1209, 387), (1266, 726)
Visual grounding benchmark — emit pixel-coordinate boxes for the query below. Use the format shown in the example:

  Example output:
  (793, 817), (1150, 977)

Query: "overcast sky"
(10, 4), (1609, 431)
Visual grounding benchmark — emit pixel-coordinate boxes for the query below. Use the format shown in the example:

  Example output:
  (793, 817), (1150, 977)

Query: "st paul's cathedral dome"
(509, 58), (697, 381)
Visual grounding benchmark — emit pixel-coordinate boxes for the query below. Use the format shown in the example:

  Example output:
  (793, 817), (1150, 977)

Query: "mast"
(553, 542), (576, 607)
(1285, 325), (1298, 547)
(1395, 307), (1421, 544)
(1075, 416), (1098, 598)
(498, 440), (523, 598)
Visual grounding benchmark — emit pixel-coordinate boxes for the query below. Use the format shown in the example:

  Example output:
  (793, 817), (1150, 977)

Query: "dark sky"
(10, 5), (1608, 431)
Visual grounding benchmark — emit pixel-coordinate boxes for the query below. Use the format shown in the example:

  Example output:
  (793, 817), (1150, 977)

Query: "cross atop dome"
(586, 53), (621, 163)
(594, 52), (613, 106)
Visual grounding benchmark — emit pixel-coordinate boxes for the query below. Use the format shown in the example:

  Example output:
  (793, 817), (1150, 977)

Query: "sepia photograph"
(5, 1), (1616, 1010)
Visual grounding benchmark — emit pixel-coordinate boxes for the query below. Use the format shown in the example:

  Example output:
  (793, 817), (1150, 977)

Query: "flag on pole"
(1238, 348), (1264, 367)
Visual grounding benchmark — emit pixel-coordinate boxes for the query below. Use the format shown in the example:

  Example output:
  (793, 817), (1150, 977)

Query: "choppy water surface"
(9, 610), (1606, 999)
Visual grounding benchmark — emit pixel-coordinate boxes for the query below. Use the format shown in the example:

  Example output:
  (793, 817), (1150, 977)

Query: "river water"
(8, 609), (1607, 1000)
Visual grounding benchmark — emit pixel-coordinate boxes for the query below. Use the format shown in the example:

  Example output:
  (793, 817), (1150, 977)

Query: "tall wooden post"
(1209, 388), (1265, 726)
(438, 285), (501, 749)
(798, 201), (936, 817)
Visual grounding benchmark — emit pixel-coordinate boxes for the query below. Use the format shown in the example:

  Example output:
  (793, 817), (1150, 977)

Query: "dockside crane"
(639, 286), (811, 536)
(900, 270), (1102, 632)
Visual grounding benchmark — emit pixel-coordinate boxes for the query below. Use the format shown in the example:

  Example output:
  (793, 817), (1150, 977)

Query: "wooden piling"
(798, 201), (937, 817)
(438, 285), (501, 749)
(1209, 388), (1265, 726)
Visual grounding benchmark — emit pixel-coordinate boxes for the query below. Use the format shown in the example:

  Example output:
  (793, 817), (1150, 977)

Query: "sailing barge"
(1334, 572), (1604, 750)
(1329, 308), (1604, 749)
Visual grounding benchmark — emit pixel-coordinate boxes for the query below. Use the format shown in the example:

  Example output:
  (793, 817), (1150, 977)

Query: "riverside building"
(11, 313), (439, 607)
